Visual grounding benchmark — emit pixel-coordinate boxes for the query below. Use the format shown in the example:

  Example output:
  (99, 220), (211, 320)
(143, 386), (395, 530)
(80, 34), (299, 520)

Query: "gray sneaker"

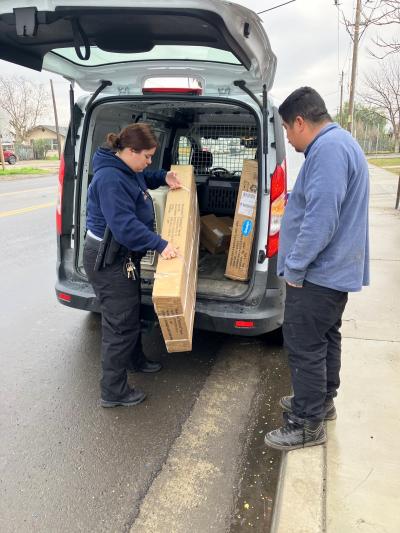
(279, 395), (337, 421)
(264, 414), (327, 451)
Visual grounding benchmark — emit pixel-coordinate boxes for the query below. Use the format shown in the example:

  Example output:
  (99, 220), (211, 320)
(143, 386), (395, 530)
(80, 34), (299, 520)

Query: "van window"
(199, 129), (257, 174)
(50, 45), (241, 66)
(177, 137), (192, 165)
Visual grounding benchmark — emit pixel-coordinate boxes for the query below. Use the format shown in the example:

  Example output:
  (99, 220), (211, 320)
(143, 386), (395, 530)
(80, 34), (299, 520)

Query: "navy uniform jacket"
(86, 148), (168, 253)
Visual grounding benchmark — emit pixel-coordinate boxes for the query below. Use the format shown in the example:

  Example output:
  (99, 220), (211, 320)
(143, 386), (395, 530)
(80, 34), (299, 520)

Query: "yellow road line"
(0, 202), (55, 218)
(0, 186), (56, 197)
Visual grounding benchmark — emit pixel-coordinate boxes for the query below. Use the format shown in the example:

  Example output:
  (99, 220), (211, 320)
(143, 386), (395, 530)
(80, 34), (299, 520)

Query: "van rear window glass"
(49, 46), (241, 66)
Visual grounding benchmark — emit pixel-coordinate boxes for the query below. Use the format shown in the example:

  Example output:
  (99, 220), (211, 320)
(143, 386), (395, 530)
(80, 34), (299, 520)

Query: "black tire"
(264, 326), (284, 346)
(7, 155), (17, 165)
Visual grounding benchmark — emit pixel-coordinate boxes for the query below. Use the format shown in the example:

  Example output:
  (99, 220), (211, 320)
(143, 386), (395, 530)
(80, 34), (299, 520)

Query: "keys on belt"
(125, 257), (137, 280)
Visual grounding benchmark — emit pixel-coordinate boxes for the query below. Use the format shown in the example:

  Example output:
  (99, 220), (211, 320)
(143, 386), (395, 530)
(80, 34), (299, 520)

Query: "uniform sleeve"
(283, 142), (348, 285)
(97, 176), (168, 253)
(142, 169), (167, 190)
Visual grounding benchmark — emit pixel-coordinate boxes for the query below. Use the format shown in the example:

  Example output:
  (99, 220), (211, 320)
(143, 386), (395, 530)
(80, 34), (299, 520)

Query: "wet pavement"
(0, 175), (289, 533)
(230, 343), (290, 532)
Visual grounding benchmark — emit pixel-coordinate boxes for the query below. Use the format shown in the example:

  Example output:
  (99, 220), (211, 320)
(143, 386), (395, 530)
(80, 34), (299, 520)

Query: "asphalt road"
(0, 175), (289, 533)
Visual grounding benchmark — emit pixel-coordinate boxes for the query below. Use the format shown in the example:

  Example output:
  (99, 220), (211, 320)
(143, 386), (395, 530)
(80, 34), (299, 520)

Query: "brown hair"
(106, 123), (158, 152)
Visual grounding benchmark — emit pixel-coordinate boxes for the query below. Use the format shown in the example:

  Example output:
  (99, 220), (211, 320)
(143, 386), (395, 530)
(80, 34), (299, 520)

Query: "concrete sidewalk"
(271, 165), (400, 533)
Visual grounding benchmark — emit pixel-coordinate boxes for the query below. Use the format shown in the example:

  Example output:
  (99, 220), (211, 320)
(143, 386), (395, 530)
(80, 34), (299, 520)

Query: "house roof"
(28, 125), (68, 138)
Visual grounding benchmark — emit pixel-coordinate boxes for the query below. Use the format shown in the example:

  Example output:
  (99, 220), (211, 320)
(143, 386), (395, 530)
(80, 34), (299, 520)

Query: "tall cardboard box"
(225, 160), (258, 281)
(152, 165), (199, 352)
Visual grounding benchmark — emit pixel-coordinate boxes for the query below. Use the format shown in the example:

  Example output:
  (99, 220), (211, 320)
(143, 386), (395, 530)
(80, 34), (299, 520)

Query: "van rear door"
(0, 0), (276, 95)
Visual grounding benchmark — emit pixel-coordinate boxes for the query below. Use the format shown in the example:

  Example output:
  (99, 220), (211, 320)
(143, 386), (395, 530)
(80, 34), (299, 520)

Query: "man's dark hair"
(278, 87), (332, 125)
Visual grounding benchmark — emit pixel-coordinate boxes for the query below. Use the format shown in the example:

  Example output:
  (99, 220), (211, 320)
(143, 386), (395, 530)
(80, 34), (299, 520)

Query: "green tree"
(335, 102), (392, 153)
(335, 102), (386, 129)
(32, 139), (51, 160)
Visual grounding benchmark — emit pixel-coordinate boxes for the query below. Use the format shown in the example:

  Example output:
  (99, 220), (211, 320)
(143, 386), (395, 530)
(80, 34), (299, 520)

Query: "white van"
(0, 0), (287, 337)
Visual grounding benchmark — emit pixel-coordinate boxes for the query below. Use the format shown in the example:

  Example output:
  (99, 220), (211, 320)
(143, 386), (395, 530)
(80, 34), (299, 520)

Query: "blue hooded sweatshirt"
(86, 148), (168, 253)
(277, 123), (369, 292)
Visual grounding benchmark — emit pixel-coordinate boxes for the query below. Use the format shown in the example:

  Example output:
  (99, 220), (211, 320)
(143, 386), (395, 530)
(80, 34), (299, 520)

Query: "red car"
(3, 149), (17, 164)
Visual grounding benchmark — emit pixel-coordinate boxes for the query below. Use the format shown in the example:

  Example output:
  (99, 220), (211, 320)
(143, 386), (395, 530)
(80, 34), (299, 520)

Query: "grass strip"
(0, 167), (52, 176)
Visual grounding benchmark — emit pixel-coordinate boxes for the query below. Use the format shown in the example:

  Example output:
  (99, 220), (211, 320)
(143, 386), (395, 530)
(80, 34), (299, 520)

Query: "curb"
(270, 445), (326, 533)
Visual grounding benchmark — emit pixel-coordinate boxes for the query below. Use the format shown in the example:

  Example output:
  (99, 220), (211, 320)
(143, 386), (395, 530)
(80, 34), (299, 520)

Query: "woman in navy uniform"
(83, 123), (180, 407)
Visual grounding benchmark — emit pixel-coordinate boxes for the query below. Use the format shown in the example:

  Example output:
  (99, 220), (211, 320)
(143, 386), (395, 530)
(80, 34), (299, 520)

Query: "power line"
(257, 0), (296, 15)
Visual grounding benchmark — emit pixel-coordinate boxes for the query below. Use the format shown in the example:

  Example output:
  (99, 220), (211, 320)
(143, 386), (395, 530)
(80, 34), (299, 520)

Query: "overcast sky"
(0, 0), (394, 129)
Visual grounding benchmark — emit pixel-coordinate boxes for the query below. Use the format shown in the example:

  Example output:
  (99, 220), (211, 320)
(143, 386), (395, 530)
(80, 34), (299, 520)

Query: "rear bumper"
(55, 279), (98, 311)
(56, 277), (284, 336)
(196, 289), (284, 335)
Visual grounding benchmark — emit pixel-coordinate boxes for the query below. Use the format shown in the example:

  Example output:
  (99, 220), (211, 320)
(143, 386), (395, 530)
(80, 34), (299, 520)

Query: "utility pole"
(347, 0), (362, 134)
(50, 79), (62, 160)
(0, 133), (5, 171)
(339, 70), (344, 127)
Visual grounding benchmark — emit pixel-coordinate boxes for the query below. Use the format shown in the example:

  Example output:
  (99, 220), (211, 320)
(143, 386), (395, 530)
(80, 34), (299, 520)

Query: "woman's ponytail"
(106, 132), (121, 150)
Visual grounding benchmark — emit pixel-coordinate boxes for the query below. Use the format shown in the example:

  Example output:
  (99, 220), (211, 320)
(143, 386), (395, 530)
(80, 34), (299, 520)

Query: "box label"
(238, 191), (257, 217)
(242, 219), (253, 237)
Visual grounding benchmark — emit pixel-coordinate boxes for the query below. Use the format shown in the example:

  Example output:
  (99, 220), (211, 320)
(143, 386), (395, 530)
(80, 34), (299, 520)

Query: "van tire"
(264, 326), (283, 346)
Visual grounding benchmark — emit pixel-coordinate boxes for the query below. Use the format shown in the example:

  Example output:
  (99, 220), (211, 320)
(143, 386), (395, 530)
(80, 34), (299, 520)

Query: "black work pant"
(283, 280), (348, 422)
(83, 237), (146, 401)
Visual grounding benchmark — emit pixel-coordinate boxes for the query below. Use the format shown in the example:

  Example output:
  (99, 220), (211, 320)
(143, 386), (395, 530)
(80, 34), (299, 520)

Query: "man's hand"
(165, 171), (182, 190)
(286, 281), (303, 288)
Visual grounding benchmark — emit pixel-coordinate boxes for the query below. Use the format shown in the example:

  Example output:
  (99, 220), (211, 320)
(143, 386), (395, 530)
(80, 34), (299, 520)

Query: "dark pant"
(83, 237), (146, 401)
(283, 280), (348, 422)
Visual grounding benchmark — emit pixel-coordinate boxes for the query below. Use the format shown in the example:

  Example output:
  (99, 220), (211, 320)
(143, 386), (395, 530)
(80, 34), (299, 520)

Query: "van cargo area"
(77, 98), (260, 301)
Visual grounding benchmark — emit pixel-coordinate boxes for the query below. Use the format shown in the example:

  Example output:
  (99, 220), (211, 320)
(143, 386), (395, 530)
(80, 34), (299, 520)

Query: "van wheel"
(264, 326), (283, 346)
(7, 155), (17, 165)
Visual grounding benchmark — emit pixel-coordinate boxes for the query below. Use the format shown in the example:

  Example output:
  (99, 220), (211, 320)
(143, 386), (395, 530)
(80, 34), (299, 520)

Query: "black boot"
(101, 387), (146, 408)
(264, 413), (326, 451)
(279, 395), (337, 421)
(129, 358), (163, 374)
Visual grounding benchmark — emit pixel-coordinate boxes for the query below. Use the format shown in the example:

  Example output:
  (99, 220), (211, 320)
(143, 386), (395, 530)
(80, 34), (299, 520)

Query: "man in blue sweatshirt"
(264, 87), (369, 450)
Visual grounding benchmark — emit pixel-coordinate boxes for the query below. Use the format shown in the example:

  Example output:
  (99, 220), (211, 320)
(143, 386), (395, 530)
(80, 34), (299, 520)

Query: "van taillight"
(266, 160), (287, 258)
(56, 154), (65, 235)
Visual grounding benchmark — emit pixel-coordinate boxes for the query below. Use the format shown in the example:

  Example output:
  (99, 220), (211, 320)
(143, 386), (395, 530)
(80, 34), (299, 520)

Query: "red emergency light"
(235, 320), (255, 329)
(58, 292), (72, 302)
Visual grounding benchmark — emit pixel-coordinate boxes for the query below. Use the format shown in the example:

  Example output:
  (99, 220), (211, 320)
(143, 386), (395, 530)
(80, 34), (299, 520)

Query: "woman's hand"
(165, 171), (182, 190)
(161, 242), (179, 260)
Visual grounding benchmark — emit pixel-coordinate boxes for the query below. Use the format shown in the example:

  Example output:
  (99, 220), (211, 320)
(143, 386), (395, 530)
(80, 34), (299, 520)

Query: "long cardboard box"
(225, 160), (258, 281)
(152, 165), (199, 352)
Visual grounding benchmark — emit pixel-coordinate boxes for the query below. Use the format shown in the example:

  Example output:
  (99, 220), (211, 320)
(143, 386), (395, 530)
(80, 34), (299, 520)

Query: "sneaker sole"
(279, 398), (337, 421)
(101, 394), (146, 408)
(264, 435), (327, 451)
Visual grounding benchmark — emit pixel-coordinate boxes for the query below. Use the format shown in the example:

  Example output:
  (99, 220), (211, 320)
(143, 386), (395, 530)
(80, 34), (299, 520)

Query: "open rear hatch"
(0, 0), (276, 95)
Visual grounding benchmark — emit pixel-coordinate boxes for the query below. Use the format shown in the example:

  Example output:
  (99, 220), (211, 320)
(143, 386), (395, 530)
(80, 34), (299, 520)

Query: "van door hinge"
(258, 250), (266, 263)
(14, 7), (38, 37)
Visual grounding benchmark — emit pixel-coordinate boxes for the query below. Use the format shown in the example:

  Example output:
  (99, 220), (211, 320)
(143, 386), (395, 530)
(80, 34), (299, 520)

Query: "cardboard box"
(225, 160), (258, 281)
(200, 214), (232, 254)
(152, 165), (199, 352)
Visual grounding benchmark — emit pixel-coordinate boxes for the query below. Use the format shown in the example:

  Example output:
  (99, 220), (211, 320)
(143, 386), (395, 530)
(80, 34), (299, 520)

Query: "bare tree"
(0, 76), (50, 143)
(363, 58), (400, 152)
(340, 1), (400, 57)
(368, 0), (400, 58)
